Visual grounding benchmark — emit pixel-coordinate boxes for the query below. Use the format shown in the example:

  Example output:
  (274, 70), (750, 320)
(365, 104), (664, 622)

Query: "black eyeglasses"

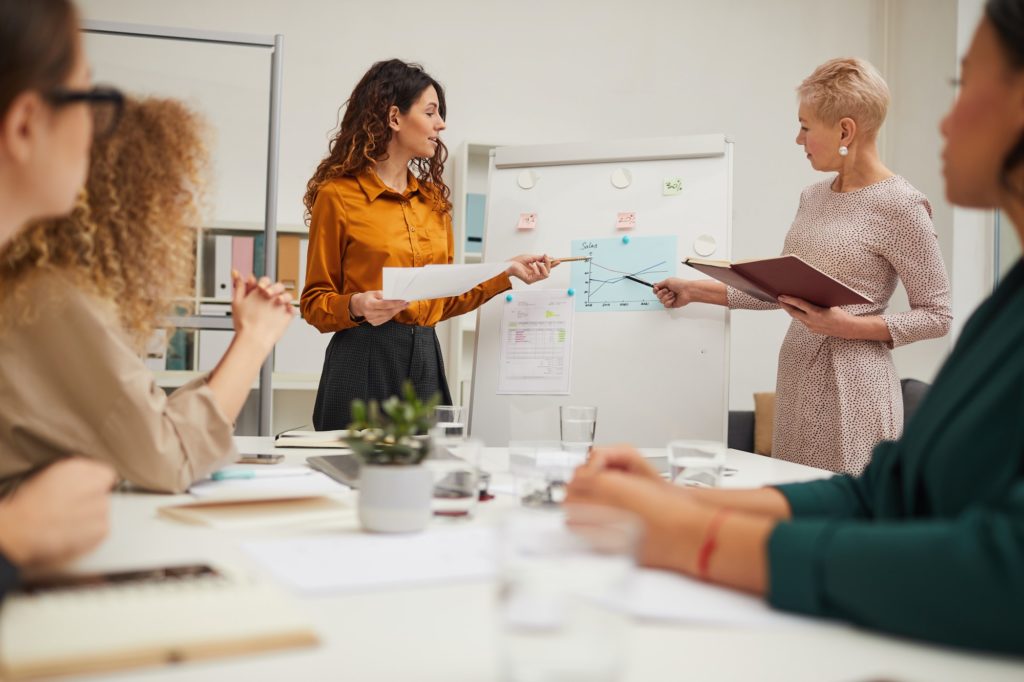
(45, 85), (125, 138)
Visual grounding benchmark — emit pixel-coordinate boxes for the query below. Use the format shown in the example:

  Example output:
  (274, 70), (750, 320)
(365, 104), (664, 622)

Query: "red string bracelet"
(696, 508), (733, 581)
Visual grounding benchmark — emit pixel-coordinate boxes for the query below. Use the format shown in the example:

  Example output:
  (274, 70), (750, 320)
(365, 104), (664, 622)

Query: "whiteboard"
(469, 135), (733, 448)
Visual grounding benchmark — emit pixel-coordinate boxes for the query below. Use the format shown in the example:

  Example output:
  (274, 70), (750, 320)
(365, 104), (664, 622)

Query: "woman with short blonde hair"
(569, 0), (1024, 652)
(654, 57), (952, 474)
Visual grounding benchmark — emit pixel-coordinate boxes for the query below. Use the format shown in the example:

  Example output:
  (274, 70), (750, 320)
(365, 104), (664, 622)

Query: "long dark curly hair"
(303, 59), (450, 223)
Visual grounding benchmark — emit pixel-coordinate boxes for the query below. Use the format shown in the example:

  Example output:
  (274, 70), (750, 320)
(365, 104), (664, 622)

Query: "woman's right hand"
(653, 277), (695, 308)
(350, 291), (409, 326)
(231, 273), (294, 349)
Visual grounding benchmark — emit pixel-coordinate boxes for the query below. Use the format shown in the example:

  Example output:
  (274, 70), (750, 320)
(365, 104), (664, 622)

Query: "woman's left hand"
(778, 295), (856, 338)
(506, 254), (555, 285)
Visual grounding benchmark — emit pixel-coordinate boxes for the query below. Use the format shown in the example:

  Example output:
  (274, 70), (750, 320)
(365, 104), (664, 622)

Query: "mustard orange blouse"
(301, 169), (511, 332)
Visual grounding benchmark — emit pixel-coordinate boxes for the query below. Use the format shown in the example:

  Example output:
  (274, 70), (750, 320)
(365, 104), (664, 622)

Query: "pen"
(211, 468), (313, 481)
(623, 274), (654, 288)
(553, 256), (591, 263)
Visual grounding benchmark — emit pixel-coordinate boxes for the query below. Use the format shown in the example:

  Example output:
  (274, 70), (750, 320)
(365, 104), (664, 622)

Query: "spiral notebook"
(0, 564), (318, 679)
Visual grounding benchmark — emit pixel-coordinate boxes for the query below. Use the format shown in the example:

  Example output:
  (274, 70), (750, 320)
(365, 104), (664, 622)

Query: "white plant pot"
(358, 464), (433, 533)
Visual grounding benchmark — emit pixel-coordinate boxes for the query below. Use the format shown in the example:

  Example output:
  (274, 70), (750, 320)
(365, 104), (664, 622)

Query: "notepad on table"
(0, 564), (318, 679)
(160, 496), (355, 530)
(273, 429), (352, 449)
(683, 255), (872, 308)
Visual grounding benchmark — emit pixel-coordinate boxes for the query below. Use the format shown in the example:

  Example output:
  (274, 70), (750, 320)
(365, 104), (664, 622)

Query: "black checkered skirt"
(311, 321), (452, 430)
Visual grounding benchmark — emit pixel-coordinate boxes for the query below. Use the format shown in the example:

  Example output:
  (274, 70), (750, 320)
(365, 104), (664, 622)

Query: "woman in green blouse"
(566, 0), (1024, 655)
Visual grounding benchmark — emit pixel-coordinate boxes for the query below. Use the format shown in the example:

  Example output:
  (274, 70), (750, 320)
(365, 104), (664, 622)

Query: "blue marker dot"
(567, 288), (575, 296)
(505, 293), (513, 302)
(622, 235), (631, 244)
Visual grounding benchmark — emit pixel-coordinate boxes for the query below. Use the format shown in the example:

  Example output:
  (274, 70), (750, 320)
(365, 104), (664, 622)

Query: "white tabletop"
(58, 438), (1024, 681)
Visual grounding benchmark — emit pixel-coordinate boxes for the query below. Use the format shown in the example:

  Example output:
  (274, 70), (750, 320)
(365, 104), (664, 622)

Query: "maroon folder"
(683, 255), (873, 308)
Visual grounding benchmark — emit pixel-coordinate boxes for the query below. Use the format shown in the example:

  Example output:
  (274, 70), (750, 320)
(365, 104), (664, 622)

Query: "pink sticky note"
(517, 212), (537, 230)
(616, 212), (636, 230)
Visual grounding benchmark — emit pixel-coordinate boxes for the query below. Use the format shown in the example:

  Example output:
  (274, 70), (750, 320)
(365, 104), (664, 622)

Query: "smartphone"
(237, 454), (284, 465)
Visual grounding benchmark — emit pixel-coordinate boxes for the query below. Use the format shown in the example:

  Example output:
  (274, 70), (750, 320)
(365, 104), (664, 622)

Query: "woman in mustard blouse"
(301, 59), (553, 429)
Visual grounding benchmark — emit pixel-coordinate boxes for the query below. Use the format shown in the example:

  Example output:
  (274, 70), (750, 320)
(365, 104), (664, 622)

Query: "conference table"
(62, 438), (1023, 681)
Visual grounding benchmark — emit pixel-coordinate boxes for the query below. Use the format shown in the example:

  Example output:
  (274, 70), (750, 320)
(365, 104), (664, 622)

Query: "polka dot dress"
(728, 175), (952, 474)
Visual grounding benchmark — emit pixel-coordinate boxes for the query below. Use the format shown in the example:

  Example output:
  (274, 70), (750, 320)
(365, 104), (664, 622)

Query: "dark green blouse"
(768, 259), (1024, 655)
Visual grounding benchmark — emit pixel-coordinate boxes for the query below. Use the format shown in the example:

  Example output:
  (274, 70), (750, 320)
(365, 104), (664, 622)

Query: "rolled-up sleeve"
(1, 282), (238, 494)
(878, 199), (952, 348)
(99, 372), (237, 493)
(301, 184), (357, 333)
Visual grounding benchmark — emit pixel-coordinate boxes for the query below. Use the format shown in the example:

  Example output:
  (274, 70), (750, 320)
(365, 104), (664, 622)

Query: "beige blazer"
(0, 272), (237, 494)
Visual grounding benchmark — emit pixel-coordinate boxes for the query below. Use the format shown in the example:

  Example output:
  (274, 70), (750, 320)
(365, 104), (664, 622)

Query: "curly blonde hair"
(0, 96), (208, 351)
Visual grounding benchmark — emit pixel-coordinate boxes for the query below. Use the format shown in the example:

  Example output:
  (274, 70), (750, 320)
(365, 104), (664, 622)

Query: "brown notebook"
(683, 255), (873, 308)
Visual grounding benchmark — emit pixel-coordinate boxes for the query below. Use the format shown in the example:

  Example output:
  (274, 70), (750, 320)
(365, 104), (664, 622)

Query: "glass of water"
(426, 433), (481, 518)
(435, 405), (467, 439)
(497, 504), (639, 682)
(559, 405), (597, 455)
(667, 439), (726, 488)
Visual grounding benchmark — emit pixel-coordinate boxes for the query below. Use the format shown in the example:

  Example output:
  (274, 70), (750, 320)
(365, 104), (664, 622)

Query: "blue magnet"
(622, 235), (631, 244)
(505, 293), (514, 302)
(567, 288), (575, 296)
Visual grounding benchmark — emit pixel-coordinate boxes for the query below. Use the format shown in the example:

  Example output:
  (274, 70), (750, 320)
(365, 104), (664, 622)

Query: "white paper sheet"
(381, 262), (509, 302)
(497, 289), (574, 394)
(242, 526), (496, 594)
(613, 569), (817, 629)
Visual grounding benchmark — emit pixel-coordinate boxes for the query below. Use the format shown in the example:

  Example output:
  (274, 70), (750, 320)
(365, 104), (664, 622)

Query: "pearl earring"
(839, 145), (849, 157)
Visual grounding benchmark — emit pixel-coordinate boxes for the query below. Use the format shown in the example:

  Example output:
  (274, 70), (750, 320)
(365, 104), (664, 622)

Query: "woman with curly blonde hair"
(301, 59), (555, 429)
(0, 96), (294, 494)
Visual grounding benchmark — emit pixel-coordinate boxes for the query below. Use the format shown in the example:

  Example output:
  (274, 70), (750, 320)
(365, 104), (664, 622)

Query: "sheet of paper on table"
(242, 526), (496, 594)
(616, 569), (820, 629)
(382, 262), (509, 302)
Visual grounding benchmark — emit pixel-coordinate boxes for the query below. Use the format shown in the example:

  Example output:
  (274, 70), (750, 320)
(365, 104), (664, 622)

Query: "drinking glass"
(434, 405), (467, 439)
(497, 504), (639, 682)
(667, 439), (726, 488)
(426, 433), (482, 518)
(559, 406), (597, 455)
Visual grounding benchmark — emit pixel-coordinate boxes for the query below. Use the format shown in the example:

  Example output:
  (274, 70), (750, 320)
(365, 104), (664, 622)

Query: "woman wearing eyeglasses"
(0, 89), (296, 494)
(0, 0), (115, 601)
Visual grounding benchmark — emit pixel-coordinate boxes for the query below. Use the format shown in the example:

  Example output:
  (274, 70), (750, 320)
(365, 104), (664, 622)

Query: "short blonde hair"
(798, 57), (890, 137)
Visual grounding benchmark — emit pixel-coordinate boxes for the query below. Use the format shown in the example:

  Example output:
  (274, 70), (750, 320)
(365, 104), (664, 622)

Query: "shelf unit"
(441, 142), (501, 408)
(82, 21), (284, 436)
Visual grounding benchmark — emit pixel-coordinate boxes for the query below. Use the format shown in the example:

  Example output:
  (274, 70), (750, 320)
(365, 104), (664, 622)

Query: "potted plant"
(345, 382), (440, 533)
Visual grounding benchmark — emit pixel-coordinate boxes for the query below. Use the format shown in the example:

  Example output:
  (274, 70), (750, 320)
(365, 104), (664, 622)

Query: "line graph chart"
(570, 236), (678, 312)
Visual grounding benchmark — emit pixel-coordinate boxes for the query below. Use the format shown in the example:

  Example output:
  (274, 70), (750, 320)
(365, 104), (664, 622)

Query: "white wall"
(79, 0), (965, 410)
(883, 0), (958, 381)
